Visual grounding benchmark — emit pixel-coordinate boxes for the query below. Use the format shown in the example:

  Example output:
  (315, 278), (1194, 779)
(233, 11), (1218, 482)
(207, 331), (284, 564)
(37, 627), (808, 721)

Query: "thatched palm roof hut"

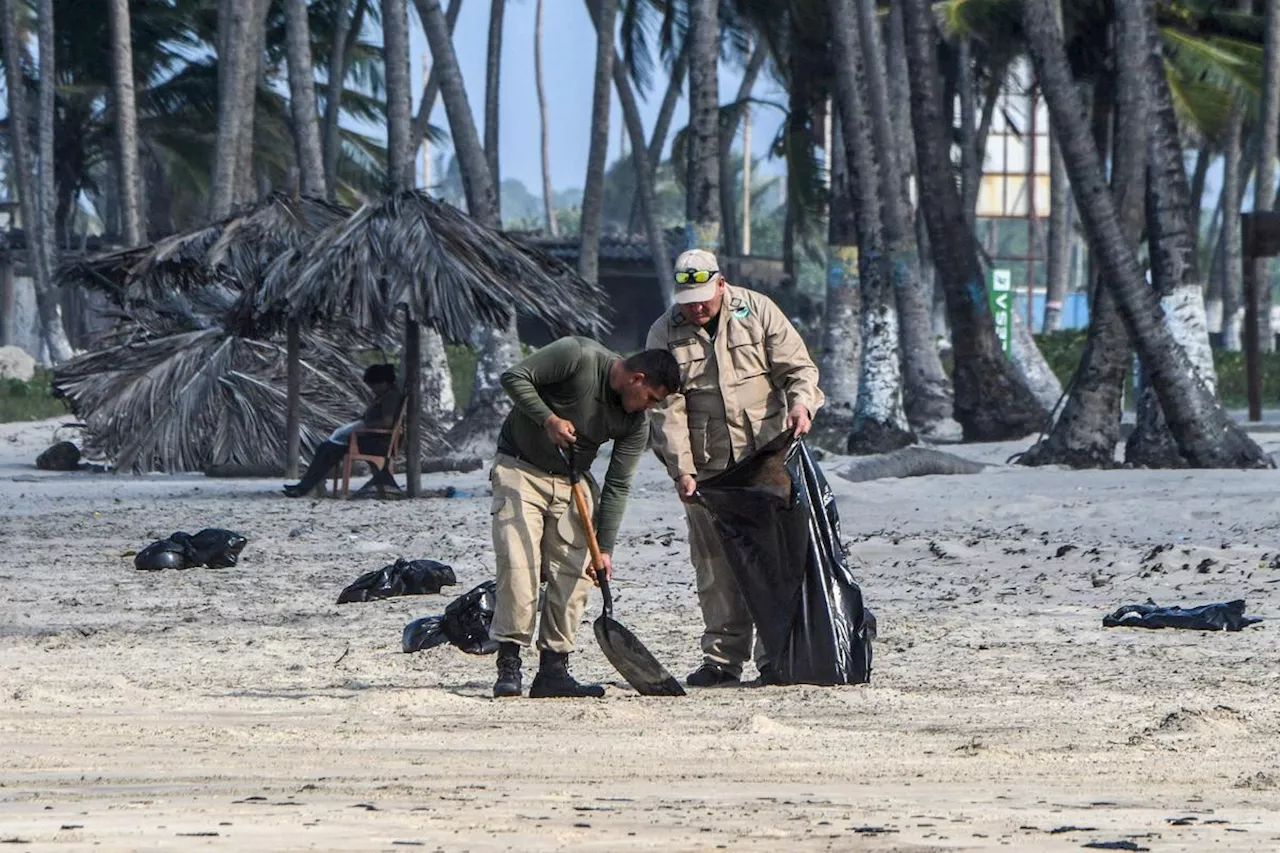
(56, 191), (608, 490)
(264, 190), (608, 340)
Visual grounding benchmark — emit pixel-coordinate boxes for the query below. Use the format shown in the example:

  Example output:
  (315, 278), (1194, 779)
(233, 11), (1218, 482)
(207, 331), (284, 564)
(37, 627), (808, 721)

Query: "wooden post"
(403, 318), (422, 497)
(285, 318), (302, 478)
(1244, 213), (1262, 422)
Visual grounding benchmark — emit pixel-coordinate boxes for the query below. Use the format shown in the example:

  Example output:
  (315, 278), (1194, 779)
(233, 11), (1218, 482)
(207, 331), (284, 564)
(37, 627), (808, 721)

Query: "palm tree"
(534, 0), (557, 235)
(1020, 0), (1146, 469)
(418, 0), (517, 456)
(1254, 0), (1280, 353)
(579, 0), (620, 284)
(410, 0), (459, 160)
(685, 0), (720, 249)
(0, 0), (70, 362)
(818, 126), (861, 438)
(484, 0), (504, 210)
(283, 0), (327, 197)
(1221, 23), (1248, 353)
(108, 0), (146, 246)
(211, 0), (252, 218)
(36, 0), (69, 361)
(1022, 0), (1268, 469)
(1126, 0), (1222, 468)
(585, 0), (672, 301)
(900, 0), (1046, 441)
(828, 0), (913, 454)
(324, 0), (369, 199)
(853, 0), (955, 439)
(719, 42), (767, 267)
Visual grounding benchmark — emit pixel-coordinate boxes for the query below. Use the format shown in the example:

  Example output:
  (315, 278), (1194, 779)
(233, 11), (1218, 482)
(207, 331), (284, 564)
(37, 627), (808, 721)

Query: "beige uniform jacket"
(645, 284), (824, 479)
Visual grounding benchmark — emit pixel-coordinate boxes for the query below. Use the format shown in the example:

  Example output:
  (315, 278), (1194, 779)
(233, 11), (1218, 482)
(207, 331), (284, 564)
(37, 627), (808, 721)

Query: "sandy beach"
(3, 415), (1280, 852)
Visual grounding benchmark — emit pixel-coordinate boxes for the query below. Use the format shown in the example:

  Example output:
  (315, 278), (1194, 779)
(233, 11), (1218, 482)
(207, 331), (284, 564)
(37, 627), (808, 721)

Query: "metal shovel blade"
(593, 602), (686, 697)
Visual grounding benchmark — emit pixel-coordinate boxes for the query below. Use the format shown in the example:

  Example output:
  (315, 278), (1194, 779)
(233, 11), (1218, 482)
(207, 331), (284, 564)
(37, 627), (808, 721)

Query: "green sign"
(987, 268), (1012, 356)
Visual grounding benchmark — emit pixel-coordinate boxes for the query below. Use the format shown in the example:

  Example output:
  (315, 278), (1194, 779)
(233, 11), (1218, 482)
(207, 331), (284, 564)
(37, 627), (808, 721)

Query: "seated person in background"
(283, 363), (402, 497)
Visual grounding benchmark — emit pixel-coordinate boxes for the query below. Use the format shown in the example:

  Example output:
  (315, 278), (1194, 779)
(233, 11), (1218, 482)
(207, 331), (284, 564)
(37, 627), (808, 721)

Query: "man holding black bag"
(646, 249), (824, 688)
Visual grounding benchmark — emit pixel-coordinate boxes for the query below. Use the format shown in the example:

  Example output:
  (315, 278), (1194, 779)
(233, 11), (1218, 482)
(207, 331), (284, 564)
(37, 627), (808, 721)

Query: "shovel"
(562, 448), (685, 697)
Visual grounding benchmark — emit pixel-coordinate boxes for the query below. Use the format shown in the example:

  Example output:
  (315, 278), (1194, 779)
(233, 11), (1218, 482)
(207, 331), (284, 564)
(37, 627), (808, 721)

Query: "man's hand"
(786, 404), (812, 437)
(676, 473), (698, 503)
(588, 551), (614, 584)
(545, 414), (577, 448)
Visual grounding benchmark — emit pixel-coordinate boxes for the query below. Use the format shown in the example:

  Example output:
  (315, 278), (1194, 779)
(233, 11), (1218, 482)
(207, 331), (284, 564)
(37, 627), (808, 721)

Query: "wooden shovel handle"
(570, 480), (606, 575)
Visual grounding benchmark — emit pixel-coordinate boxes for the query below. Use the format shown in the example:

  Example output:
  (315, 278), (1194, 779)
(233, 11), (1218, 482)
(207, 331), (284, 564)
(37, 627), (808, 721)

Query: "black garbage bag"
(134, 538), (190, 570)
(184, 528), (248, 568)
(1103, 599), (1262, 631)
(402, 580), (499, 655)
(134, 528), (248, 570)
(338, 558), (458, 604)
(697, 432), (874, 685)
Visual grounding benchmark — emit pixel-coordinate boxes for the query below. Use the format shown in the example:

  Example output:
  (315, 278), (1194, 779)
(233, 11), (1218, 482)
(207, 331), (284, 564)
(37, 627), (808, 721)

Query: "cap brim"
(674, 281), (717, 304)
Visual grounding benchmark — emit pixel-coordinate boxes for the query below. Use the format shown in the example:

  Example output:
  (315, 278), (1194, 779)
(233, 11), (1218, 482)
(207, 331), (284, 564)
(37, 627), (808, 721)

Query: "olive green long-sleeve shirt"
(496, 336), (648, 553)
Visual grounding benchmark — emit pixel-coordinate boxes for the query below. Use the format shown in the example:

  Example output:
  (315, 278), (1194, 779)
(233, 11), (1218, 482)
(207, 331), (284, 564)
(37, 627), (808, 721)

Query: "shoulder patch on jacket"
(671, 307), (688, 326)
(730, 297), (751, 320)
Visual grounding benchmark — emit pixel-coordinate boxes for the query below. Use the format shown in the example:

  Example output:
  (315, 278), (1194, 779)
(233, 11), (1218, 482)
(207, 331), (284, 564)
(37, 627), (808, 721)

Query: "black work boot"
(493, 642), (522, 698)
(685, 663), (741, 688)
(528, 650), (605, 699)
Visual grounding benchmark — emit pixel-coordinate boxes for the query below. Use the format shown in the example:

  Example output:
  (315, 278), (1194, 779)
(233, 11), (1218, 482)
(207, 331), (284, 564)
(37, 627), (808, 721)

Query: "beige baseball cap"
(673, 248), (722, 303)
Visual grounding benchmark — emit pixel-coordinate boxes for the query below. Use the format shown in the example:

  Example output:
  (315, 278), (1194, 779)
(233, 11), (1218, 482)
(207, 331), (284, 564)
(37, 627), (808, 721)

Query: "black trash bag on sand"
(697, 433), (875, 685)
(403, 580), (499, 655)
(134, 528), (248, 570)
(1103, 599), (1262, 632)
(338, 558), (457, 604)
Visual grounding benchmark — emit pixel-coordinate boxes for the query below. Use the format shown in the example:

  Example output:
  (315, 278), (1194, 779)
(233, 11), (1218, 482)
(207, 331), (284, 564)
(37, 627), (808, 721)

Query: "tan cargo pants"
(488, 453), (596, 654)
(687, 485), (767, 677)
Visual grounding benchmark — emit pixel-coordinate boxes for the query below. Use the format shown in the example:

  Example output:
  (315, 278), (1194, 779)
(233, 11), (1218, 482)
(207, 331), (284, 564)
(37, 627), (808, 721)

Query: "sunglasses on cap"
(674, 269), (719, 284)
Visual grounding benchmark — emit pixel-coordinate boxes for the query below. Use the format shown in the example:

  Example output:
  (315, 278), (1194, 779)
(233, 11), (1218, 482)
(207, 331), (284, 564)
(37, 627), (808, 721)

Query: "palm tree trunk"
(1022, 0), (1268, 469)
(284, 0), (327, 197)
(420, 0), (513, 456)
(410, 0), (461, 161)
(886, 1), (915, 211)
(1253, 0), (1280, 353)
(385, 0), (414, 193)
(1126, 0), (1222, 468)
(1222, 97), (1246, 352)
(956, 36), (979, 234)
(718, 43), (766, 269)
(1188, 144), (1210, 253)
(817, 123), (861, 438)
(900, 0), (1046, 440)
(234, 0), (270, 207)
(323, 0), (369, 200)
(211, 0), (249, 218)
(108, 0), (145, 245)
(578, 0), (619, 284)
(1043, 130), (1070, 332)
(35, 0), (70, 362)
(419, 0), (499, 223)
(685, 0), (720, 250)
(854, 0), (955, 439)
(1, 0), (67, 362)
(1020, 5), (1140, 469)
(829, 0), (913, 454)
(534, 0), (557, 235)
(483, 0), (504, 216)
(628, 43), (687, 232)
(592, 3), (673, 303)
(386, 0), (437, 494)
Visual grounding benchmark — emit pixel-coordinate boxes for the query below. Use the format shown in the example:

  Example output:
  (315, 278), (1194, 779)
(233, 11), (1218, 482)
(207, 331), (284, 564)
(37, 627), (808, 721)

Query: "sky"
(403, 1), (788, 196)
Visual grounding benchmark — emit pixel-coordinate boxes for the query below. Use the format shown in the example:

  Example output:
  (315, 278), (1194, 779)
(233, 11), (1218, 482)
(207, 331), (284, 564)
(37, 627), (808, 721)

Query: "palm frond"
(52, 326), (392, 474)
(268, 190), (610, 343)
